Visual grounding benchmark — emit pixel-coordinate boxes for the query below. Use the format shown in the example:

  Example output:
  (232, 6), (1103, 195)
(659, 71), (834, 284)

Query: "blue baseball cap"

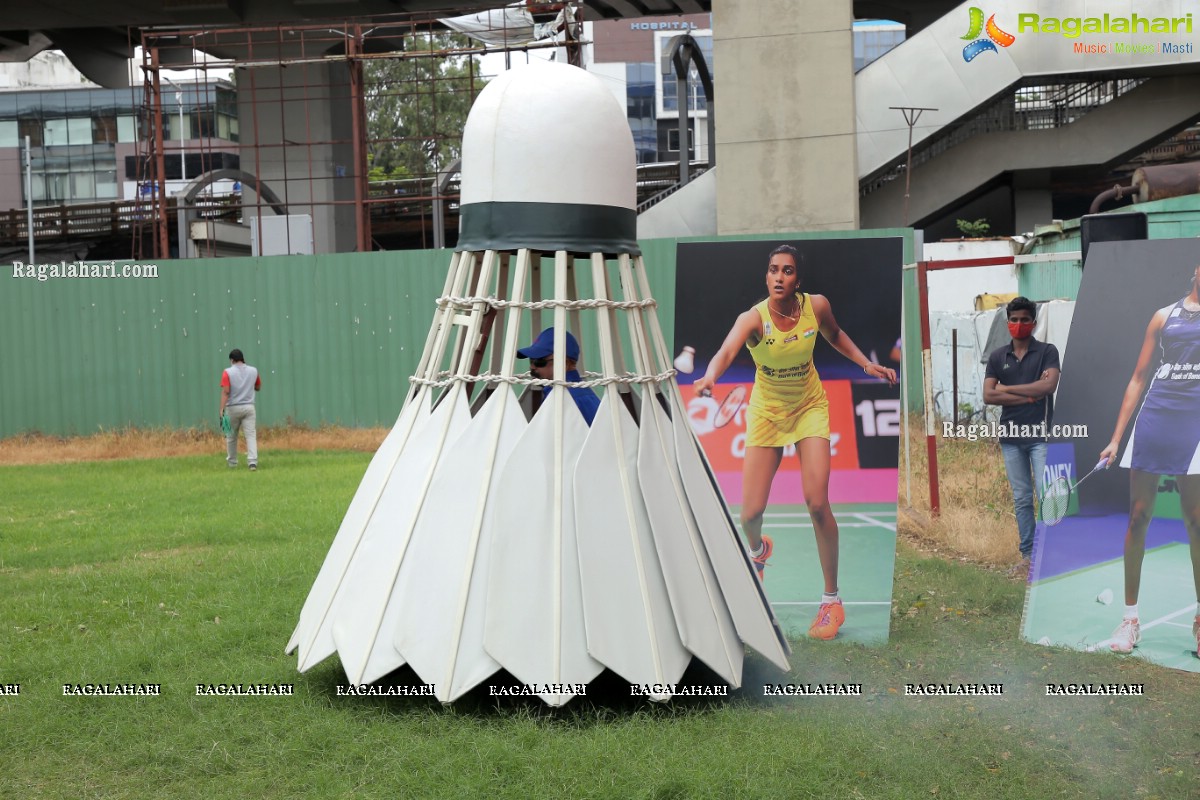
(517, 327), (580, 361)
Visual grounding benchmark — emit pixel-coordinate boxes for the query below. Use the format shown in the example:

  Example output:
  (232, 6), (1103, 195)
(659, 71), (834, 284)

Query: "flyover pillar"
(712, 0), (860, 234)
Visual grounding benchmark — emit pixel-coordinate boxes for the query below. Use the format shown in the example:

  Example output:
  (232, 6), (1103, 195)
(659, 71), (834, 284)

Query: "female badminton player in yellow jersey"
(693, 244), (896, 640)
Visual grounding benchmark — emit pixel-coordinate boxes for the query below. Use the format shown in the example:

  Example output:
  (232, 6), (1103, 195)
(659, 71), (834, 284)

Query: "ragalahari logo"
(961, 7), (1016, 61)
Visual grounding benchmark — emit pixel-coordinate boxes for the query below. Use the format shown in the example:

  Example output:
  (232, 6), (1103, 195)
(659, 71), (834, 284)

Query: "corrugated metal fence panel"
(0, 251), (452, 438)
(1019, 260), (1083, 302)
(636, 237), (680, 354)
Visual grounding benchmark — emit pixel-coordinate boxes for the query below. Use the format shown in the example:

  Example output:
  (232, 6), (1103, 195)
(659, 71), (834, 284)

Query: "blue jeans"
(1000, 441), (1046, 557)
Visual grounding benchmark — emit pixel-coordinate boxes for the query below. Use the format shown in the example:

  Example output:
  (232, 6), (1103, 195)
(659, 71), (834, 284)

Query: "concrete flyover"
(860, 74), (1200, 230)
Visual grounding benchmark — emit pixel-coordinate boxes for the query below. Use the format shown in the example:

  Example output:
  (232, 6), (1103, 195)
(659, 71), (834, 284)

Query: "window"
(44, 119), (69, 146)
(93, 115), (118, 144)
(18, 118), (42, 147)
(117, 116), (137, 143)
(853, 22), (906, 71)
(654, 30), (713, 119)
(191, 109), (217, 138)
(67, 117), (92, 145)
(70, 171), (96, 200)
(664, 123), (695, 153)
(95, 169), (118, 199)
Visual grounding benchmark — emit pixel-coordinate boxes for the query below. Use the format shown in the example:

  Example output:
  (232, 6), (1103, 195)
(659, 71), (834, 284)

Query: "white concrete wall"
(924, 239), (1020, 313)
(0, 51), (93, 90)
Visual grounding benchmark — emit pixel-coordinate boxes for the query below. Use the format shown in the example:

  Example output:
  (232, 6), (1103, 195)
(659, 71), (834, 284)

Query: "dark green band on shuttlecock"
(457, 201), (640, 255)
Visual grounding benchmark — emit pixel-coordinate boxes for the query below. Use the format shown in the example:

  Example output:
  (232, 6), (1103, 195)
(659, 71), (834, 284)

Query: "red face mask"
(1008, 321), (1035, 339)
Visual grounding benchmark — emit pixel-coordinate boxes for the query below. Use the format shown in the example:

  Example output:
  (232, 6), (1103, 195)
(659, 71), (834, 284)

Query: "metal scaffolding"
(131, 4), (583, 259)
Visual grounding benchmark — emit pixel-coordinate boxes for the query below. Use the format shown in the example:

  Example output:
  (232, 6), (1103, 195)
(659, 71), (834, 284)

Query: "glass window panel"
(69, 149), (95, 171)
(96, 170), (118, 199)
(117, 116), (137, 143)
(0, 120), (17, 148)
(41, 151), (70, 171)
(65, 91), (93, 115)
(46, 173), (68, 203)
(121, 87), (141, 115)
(168, 112), (192, 140)
(89, 89), (116, 116)
(44, 118), (69, 145)
(15, 92), (41, 119)
(71, 171), (96, 200)
(193, 109), (215, 138)
(39, 92), (66, 116)
(93, 115), (118, 143)
(67, 117), (92, 145)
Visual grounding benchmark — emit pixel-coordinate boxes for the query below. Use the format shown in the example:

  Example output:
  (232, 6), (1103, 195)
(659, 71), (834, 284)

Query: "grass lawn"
(1, 449), (1197, 799)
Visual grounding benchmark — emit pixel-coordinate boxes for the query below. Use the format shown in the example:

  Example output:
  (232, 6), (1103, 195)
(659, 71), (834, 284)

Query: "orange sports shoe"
(751, 535), (773, 582)
(808, 599), (845, 640)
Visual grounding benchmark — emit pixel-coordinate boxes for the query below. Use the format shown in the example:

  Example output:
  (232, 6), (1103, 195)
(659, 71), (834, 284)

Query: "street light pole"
(177, 93), (185, 182)
(163, 77), (186, 183)
(889, 106), (937, 226)
(24, 134), (33, 265)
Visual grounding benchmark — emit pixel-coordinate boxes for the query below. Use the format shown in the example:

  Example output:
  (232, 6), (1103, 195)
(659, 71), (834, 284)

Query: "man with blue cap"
(517, 327), (601, 425)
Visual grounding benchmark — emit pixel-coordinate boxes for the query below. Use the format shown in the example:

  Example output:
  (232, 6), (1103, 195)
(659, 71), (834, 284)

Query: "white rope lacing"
(435, 295), (657, 312)
(410, 369), (677, 390)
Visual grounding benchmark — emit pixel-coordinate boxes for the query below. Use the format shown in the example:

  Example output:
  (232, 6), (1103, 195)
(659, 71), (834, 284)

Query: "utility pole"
(889, 106), (937, 226)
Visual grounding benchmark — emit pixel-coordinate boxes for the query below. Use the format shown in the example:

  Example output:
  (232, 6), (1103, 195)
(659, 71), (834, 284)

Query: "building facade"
(0, 69), (239, 212)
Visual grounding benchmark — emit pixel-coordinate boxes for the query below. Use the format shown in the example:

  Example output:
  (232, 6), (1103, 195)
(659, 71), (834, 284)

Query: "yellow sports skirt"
(745, 389), (830, 448)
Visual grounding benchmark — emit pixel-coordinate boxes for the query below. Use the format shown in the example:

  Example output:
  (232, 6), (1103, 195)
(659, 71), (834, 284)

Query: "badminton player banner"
(1023, 239), (1196, 674)
(673, 237), (903, 505)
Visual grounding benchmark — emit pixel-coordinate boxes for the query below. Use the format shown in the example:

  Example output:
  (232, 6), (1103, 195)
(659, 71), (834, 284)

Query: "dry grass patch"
(898, 414), (1022, 568)
(0, 425), (388, 466)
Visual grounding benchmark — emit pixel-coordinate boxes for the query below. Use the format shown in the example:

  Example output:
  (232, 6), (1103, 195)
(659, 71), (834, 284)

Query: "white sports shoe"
(1110, 618), (1140, 653)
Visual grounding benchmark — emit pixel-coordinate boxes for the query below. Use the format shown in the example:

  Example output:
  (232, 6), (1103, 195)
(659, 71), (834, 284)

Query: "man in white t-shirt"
(220, 348), (262, 470)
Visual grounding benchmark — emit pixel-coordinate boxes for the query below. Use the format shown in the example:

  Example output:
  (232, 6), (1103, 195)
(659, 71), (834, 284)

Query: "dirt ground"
(0, 426), (388, 466)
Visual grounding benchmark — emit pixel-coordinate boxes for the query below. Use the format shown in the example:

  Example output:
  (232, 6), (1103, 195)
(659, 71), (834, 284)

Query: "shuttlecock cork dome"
(456, 61), (640, 255)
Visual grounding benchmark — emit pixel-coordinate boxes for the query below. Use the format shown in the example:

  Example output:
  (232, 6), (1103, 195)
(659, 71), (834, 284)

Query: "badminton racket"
(700, 384), (747, 429)
(1040, 457), (1108, 525)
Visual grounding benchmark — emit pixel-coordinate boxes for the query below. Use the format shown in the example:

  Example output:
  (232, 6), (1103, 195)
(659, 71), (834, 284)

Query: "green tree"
(364, 33), (486, 182)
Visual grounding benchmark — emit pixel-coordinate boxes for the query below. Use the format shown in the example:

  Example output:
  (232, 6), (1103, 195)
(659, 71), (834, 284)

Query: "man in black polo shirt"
(984, 297), (1060, 561)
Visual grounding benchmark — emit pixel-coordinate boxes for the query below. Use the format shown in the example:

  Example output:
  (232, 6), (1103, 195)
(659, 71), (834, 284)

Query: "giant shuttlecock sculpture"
(287, 61), (790, 705)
